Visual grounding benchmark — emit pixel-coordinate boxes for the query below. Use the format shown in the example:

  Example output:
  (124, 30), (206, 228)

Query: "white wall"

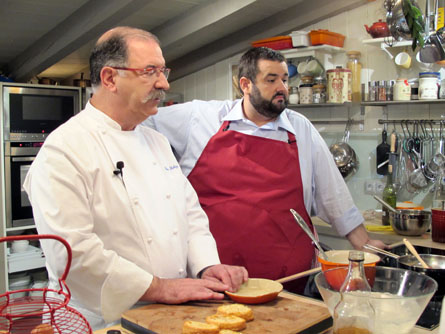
(167, 0), (445, 212)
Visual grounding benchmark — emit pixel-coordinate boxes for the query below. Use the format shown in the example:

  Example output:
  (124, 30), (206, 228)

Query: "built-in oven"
(2, 83), (81, 141)
(1, 83), (81, 229)
(4, 142), (42, 228)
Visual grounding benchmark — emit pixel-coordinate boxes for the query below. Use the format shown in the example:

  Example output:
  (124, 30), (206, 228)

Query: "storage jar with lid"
(289, 86), (299, 104)
(299, 84), (313, 104)
(394, 79), (411, 101)
(327, 67), (352, 103)
(312, 84), (326, 103)
(346, 51), (362, 102)
(419, 72), (440, 100)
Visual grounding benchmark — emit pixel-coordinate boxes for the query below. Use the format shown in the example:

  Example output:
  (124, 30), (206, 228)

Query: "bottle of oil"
(382, 164), (396, 226)
(333, 251), (375, 334)
(346, 51), (362, 102)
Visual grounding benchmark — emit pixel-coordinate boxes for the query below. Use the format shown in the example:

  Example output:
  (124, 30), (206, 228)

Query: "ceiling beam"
(167, 0), (369, 81)
(9, 0), (151, 81)
(153, 0), (256, 49)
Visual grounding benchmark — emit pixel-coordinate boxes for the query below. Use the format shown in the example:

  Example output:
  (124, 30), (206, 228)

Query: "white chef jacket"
(145, 99), (364, 236)
(23, 102), (220, 329)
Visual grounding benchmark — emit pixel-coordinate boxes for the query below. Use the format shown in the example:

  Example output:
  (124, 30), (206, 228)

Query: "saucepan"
(373, 195), (431, 236)
(363, 244), (445, 298)
(329, 119), (359, 178)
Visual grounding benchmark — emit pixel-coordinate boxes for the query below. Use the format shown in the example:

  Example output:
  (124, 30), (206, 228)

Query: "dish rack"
(0, 234), (92, 333)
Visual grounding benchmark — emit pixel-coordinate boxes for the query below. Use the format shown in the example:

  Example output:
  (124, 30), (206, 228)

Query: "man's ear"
(239, 77), (252, 96)
(100, 67), (118, 92)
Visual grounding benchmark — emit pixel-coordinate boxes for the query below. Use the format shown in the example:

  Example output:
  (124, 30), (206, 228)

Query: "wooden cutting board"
(121, 292), (332, 334)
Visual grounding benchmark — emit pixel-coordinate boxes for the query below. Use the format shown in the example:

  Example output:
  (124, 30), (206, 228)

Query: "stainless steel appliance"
(2, 83), (81, 141)
(1, 83), (81, 228)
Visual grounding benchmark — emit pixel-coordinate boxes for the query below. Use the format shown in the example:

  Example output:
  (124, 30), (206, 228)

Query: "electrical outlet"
(375, 181), (385, 194)
(364, 180), (376, 194)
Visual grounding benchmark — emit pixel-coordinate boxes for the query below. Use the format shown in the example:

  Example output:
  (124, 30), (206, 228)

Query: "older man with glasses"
(24, 26), (247, 330)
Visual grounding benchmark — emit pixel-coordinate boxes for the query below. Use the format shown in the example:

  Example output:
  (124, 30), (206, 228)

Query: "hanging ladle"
(290, 209), (328, 260)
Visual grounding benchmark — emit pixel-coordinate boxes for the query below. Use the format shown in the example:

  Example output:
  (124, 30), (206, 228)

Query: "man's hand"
(141, 276), (229, 304)
(346, 224), (388, 250)
(200, 264), (248, 292)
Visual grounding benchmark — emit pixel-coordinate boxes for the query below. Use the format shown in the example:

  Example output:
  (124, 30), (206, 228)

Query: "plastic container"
(290, 31), (310, 47)
(419, 72), (440, 100)
(309, 30), (345, 47)
(251, 36), (293, 50)
(394, 79), (411, 101)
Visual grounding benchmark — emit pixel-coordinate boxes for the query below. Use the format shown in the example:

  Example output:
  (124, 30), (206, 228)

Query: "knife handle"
(390, 132), (397, 153)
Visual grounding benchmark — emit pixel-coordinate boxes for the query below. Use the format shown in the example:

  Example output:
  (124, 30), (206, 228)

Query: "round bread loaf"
(219, 330), (243, 334)
(182, 320), (219, 334)
(206, 314), (246, 331)
(31, 324), (54, 334)
(217, 303), (254, 321)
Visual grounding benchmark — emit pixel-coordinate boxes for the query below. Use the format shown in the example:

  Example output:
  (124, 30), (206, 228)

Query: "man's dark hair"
(89, 27), (159, 88)
(237, 47), (286, 95)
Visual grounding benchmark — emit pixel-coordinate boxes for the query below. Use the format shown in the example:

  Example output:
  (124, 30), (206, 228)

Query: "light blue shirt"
(144, 99), (364, 236)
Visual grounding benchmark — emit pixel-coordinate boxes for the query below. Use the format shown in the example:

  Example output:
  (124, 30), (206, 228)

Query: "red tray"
(251, 36), (293, 50)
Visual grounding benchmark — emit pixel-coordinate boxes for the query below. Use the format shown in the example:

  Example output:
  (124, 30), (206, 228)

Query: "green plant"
(402, 0), (425, 51)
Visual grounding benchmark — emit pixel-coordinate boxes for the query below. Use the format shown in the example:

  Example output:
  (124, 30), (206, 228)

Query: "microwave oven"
(1, 83), (81, 141)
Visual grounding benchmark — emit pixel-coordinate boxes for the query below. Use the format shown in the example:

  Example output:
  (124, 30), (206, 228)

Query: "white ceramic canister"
(289, 86), (299, 104)
(299, 85), (313, 104)
(419, 72), (439, 100)
(327, 67), (352, 103)
(393, 79), (411, 101)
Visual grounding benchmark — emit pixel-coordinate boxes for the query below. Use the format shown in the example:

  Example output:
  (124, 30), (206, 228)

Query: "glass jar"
(419, 72), (440, 100)
(440, 78), (445, 99)
(301, 75), (314, 85)
(368, 81), (377, 101)
(393, 79), (411, 101)
(312, 84), (326, 103)
(346, 51), (362, 102)
(378, 80), (386, 101)
(289, 86), (299, 104)
(299, 84), (313, 104)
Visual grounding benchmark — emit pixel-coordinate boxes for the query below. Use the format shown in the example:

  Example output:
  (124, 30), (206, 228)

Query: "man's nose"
(156, 73), (170, 90)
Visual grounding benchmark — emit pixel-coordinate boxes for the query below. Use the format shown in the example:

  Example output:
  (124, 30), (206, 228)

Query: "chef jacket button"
(173, 229), (178, 235)
(179, 268), (184, 274)
(166, 194), (171, 199)
(152, 161), (157, 165)
(133, 198), (139, 205)
(147, 237), (152, 244)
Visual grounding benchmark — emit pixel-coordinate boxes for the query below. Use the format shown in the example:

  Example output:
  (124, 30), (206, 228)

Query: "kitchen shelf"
(289, 102), (352, 108)
(281, 45), (345, 60)
(362, 37), (413, 59)
(361, 99), (445, 106)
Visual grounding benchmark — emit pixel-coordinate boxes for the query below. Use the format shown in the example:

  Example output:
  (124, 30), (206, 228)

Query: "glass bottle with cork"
(333, 251), (375, 334)
(346, 51), (362, 102)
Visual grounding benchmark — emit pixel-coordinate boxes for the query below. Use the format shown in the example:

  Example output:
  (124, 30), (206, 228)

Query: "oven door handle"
(11, 156), (35, 162)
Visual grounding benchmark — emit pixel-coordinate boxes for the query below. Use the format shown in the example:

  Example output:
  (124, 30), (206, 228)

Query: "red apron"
(188, 120), (315, 292)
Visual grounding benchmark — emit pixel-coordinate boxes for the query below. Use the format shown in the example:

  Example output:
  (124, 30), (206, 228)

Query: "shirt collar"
(223, 98), (295, 134)
(85, 101), (141, 132)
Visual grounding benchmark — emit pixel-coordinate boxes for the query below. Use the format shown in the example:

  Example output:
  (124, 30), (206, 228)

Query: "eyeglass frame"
(110, 66), (171, 79)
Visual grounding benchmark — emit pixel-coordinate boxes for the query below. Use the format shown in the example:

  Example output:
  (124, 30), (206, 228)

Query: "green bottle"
(382, 164), (397, 226)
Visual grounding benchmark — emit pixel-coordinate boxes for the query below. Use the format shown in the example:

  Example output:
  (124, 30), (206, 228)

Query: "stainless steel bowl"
(389, 209), (431, 236)
(386, 0), (422, 41)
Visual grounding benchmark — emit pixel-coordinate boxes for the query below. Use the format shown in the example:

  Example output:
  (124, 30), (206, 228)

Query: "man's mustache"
(146, 89), (166, 101)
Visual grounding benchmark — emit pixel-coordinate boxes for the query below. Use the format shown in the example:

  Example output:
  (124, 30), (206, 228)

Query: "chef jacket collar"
(85, 101), (141, 132)
(222, 99), (296, 135)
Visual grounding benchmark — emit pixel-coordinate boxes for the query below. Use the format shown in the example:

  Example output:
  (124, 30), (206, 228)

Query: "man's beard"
(249, 84), (288, 119)
(141, 89), (166, 104)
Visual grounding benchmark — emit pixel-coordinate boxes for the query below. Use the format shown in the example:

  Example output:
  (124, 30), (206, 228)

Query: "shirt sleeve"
(308, 124), (364, 236)
(23, 136), (152, 323)
(144, 102), (195, 158)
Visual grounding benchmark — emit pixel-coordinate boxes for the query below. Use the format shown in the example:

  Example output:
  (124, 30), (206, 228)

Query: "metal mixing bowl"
(389, 209), (431, 236)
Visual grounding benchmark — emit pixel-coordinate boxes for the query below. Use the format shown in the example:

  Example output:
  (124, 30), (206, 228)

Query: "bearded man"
(146, 47), (385, 293)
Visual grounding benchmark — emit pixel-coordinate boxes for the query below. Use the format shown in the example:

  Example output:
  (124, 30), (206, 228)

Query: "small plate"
(225, 278), (283, 304)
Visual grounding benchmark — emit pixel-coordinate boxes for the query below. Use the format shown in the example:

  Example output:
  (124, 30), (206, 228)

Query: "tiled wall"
(168, 0), (445, 211)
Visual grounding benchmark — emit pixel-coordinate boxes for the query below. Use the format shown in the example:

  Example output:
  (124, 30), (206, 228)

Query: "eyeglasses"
(111, 66), (170, 79)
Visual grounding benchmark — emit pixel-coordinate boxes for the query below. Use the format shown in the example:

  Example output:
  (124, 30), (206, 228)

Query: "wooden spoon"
(403, 238), (430, 269)
(275, 267), (322, 284)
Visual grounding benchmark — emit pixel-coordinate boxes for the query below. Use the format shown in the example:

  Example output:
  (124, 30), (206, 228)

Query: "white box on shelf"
(290, 31), (310, 48)
(7, 245), (46, 273)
